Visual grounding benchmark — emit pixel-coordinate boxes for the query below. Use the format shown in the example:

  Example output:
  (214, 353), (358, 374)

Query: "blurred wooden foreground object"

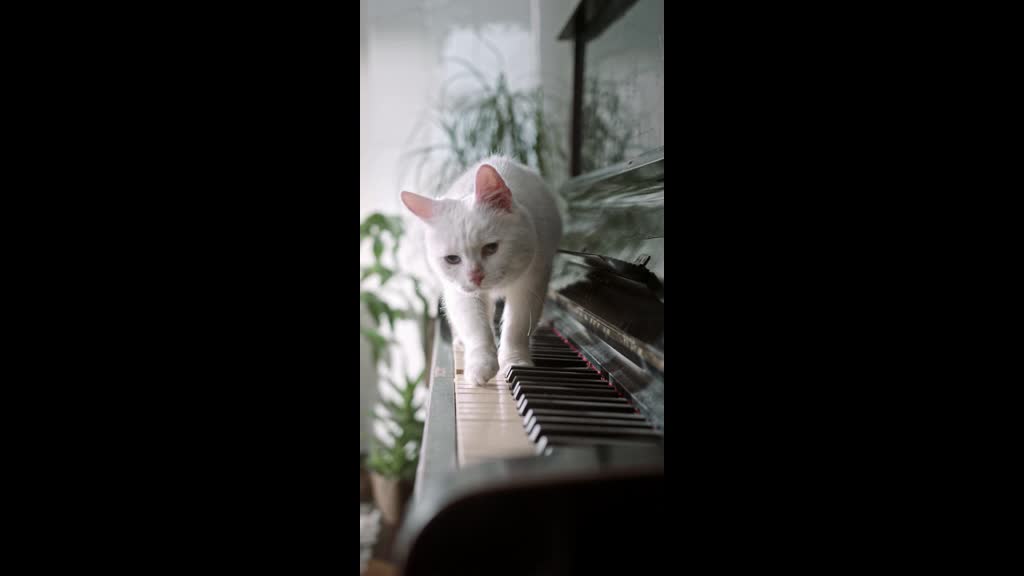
(364, 559), (396, 576)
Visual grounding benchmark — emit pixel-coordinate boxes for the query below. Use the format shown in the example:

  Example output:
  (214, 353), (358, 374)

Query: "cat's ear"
(475, 164), (513, 212)
(401, 191), (435, 222)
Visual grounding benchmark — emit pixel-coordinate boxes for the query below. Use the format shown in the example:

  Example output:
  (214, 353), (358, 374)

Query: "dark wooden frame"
(558, 0), (640, 177)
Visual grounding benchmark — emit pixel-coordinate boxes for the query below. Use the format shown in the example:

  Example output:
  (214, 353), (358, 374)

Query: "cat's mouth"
(456, 277), (498, 293)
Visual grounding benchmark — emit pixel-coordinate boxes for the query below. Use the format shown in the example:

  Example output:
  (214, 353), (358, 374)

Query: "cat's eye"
(482, 242), (499, 256)
(445, 255), (461, 265)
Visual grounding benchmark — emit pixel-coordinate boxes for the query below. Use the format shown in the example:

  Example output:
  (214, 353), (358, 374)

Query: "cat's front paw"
(498, 346), (533, 373)
(465, 348), (499, 386)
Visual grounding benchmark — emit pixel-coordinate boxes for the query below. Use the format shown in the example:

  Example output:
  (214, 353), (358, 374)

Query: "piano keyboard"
(453, 343), (535, 467)
(454, 326), (661, 467)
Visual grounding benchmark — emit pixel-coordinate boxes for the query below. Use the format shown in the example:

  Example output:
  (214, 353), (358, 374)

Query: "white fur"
(401, 156), (562, 385)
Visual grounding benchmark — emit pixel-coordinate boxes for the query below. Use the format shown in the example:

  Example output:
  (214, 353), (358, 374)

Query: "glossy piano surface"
(399, 452), (663, 575)
(550, 147), (664, 375)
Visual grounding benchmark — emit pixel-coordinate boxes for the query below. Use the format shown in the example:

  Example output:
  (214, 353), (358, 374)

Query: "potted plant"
(365, 371), (424, 525)
(360, 212), (431, 526)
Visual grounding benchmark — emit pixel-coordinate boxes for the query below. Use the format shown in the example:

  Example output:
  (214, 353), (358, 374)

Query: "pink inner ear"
(401, 191), (434, 221)
(475, 165), (512, 212)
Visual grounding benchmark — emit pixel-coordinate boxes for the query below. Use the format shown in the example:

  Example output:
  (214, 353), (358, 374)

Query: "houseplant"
(365, 370), (424, 524)
(402, 62), (567, 197)
(359, 212), (432, 368)
(360, 212), (431, 525)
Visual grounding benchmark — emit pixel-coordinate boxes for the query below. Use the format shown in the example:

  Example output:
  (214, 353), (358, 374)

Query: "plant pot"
(360, 462), (372, 502)
(370, 472), (413, 526)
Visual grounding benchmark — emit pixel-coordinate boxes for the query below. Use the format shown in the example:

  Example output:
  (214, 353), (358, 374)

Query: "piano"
(395, 2), (664, 574)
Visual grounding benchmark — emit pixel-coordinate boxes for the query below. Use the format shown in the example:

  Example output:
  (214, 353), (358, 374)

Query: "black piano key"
(510, 373), (605, 382)
(531, 357), (589, 368)
(513, 379), (609, 389)
(523, 408), (647, 426)
(517, 393), (626, 406)
(529, 342), (567, 349)
(517, 389), (624, 400)
(531, 423), (662, 440)
(513, 385), (617, 400)
(530, 357), (585, 364)
(518, 398), (635, 415)
(514, 389), (618, 403)
(509, 380), (608, 391)
(513, 382), (609, 395)
(507, 365), (596, 376)
(535, 435), (661, 452)
(514, 374), (608, 384)
(505, 377), (606, 389)
(507, 372), (601, 386)
(509, 365), (593, 373)
(513, 379), (610, 388)
(517, 394), (627, 412)
(530, 352), (582, 359)
(525, 414), (654, 431)
(506, 366), (600, 381)
(525, 418), (654, 437)
(507, 368), (602, 379)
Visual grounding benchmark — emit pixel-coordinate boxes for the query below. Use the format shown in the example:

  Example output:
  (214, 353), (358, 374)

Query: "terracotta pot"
(370, 473), (413, 525)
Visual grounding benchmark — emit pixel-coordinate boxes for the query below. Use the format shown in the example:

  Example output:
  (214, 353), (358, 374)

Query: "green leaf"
(361, 265), (395, 286)
(360, 213), (388, 241)
(381, 398), (405, 417)
(372, 237), (383, 264)
(360, 326), (392, 366)
(361, 291), (403, 331)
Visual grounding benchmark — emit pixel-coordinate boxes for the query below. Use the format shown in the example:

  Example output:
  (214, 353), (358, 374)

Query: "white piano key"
(453, 348), (534, 467)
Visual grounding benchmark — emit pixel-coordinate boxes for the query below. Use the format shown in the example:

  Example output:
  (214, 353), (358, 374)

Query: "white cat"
(401, 156), (562, 386)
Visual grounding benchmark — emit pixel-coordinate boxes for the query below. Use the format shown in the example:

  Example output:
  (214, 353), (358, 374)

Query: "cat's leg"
(444, 288), (498, 386)
(498, 275), (546, 371)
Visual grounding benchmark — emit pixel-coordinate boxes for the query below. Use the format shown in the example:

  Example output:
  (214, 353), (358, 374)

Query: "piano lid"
(550, 147), (664, 373)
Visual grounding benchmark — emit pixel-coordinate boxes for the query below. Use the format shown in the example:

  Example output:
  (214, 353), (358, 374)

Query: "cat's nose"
(470, 268), (484, 286)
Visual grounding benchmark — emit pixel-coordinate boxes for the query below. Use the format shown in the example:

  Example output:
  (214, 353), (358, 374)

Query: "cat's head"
(401, 163), (536, 294)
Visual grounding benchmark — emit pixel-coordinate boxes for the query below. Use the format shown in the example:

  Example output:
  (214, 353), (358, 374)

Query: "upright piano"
(395, 2), (664, 574)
